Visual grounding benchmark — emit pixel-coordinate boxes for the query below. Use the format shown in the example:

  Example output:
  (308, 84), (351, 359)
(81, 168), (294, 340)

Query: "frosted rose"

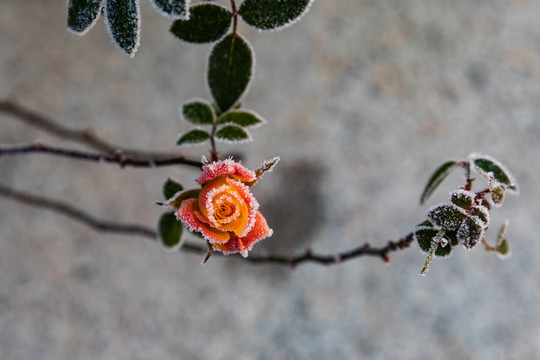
(177, 159), (273, 257)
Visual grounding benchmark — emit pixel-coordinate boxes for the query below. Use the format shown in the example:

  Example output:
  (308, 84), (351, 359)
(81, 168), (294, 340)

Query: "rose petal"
(212, 211), (272, 257)
(176, 198), (229, 243)
(198, 158), (256, 185)
(226, 177), (259, 211)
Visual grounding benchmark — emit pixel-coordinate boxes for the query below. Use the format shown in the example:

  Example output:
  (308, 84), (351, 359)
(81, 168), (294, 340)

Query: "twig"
(0, 143), (202, 169)
(0, 98), (191, 160)
(0, 183), (414, 266)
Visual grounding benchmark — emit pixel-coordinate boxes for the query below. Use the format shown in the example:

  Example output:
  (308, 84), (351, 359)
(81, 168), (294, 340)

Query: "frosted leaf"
(67, 0), (103, 35)
(158, 212), (184, 250)
(176, 129), (210, 146)
(239, 0), (314, 31)
(491, 185), (505, 207)
(215, 125), (252, 143)
(245, 157), (280, 187)
(180, 99), (215, 125)
(207, 34), (254, 112)
(150, 0), (189, 19)
(457, 217), (484, 249)
(414, 226), (452, 257)
(217, 110), (266, 128)
(170, 3), (231, 43)
(469, 153), (519, 194)
(104, 0), (140, 57)
(469, 205), (490, 229)
(450, 189), (474, 209)
(420, 160), (457, 205)
(427, 203), (466, 231)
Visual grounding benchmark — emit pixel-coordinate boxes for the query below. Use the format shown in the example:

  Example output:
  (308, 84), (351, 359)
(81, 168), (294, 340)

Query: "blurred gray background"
(1, 0), (540, 359)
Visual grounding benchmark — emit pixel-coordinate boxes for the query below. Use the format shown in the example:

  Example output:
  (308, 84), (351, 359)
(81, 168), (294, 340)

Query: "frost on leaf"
(207, 34), (253, 113)
(176, 129), (210, 146)
(427, 203), (466, 231)
(239, 0), (314, 31)
(181, 99), (215, 125)
(215, 125), (252, 143)
(420, 160), (457, 205)
(457, 217), (484, 249)
(491, 185), (505, 207)
(150, 0), (189, 19)
(67, 0), (103, 35)
(170, 3), (231, 43)
(469, 153), (519, 194)
(245, 157), (280, 187)
(158, 212), (184, 250)
(450, 189), (474, 209)
(469, 205), (490, 229)
(217, 110), (266, 128)
(414, 226), (452, 257)
(104, 0), (140, 57)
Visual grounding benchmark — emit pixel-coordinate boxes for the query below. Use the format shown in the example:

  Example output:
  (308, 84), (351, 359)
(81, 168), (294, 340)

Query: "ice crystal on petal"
(198, 158), (256, 185)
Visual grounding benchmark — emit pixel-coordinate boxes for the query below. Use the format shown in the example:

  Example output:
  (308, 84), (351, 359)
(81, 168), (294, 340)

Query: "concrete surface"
(1, 0), (540, 359)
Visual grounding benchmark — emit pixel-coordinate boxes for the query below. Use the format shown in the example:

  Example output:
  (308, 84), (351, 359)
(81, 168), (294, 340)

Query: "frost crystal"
(449, 189), (474, 209)
(427, 203), (466, 231)
(457, 217), (484, 249)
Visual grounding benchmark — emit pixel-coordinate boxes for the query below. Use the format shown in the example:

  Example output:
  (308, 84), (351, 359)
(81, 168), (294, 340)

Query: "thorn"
(305, 247), (313, 256)
(148, 160), (156, 168)
(381, 253), (390, 263)
(334, 254), (342, 263)
(35, 139), (44, 148)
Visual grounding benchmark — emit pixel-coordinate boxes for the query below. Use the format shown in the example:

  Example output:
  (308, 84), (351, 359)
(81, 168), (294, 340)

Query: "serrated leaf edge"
(468, 153), (519, 195)
(67, 0), (104, 36)
(214, 125), (253, 144)
(149, 0), (191, 20)
(103, 0), (141, 58)
(239, 0), (314, 32)
(175, 128), (210, 147)
(217, 109), (267, 128)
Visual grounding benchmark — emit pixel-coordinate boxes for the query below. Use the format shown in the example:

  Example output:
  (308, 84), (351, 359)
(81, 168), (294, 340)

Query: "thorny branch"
(0, 143), (202, 169)
(0, 183), (414, 267)
(0, 99), (200, 163)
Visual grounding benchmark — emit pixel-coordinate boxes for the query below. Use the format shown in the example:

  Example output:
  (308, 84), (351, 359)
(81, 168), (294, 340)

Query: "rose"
(176, 158), (273, 257)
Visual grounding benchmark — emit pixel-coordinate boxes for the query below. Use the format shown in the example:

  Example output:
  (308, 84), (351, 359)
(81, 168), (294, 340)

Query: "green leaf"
(170, 3), (231, 43)
(163, 178), (184, 200)
(207, 34), (253, 112)
(181, 100), (215, 125)
(67, 0), (103, 35)
(414, 227), (453, 257)
(218, 110), (265, 128)
(450, 189), (474, 209)
(215, 125), (251, 143)
(158, 212), (184, 249)
(150, 0), (188, 19)
(176, 129), (210, 146)
(104, 0), (140, 57)
(239, 0), (313, 31)
(496, 221), (511, 258)
(456, 217), (484, 249)
(469, 153), (519, 193)
(427, 203), (466, 231)
(420, 161), (457, 204)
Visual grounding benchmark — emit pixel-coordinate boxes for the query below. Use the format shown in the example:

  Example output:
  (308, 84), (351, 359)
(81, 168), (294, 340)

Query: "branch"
(0, 143), (202, 169)
(0, 98), (195, 161)
(0, 183), (414, 266)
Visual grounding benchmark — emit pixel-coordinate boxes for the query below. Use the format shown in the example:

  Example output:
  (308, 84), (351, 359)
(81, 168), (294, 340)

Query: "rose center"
(212, 193), (242, 224)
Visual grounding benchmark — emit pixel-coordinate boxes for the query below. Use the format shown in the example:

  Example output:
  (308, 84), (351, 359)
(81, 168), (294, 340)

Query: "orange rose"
(176, 158), (274, 257)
